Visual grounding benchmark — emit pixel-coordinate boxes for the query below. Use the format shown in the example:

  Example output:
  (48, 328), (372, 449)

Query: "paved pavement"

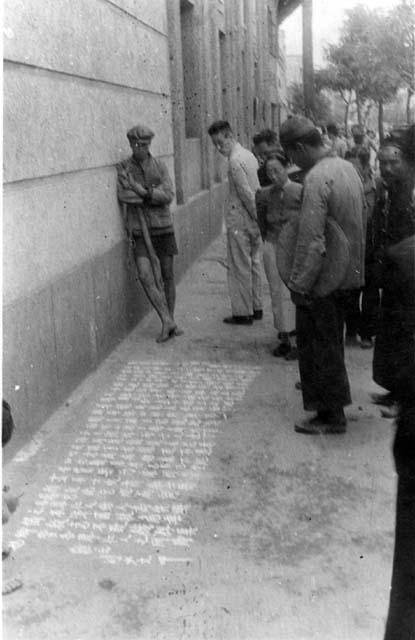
(3, 234), (396, 640)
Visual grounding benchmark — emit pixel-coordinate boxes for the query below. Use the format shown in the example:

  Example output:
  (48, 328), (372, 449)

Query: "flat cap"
(127, 124), (155, 142)
(280, 116), (316, 145)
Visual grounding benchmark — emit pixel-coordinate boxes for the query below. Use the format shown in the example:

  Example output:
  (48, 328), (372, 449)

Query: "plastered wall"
(3, 0), (224, 443)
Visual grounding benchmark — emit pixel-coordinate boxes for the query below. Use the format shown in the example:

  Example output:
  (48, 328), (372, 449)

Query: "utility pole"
(302, 0), (315, 119)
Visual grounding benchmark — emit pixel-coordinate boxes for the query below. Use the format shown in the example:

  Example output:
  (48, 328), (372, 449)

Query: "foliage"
(289, 81), (332, 123)
(386, 1), (415, 93)
(316, 1), (415, 133)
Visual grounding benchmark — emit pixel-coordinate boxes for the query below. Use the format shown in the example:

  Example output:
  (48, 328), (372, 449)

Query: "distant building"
(286, 53), (303, 87)
(3, 0), (301, 441)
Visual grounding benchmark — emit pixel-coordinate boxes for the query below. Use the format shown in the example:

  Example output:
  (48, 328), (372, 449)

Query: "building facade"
(3, 0), (299, 444)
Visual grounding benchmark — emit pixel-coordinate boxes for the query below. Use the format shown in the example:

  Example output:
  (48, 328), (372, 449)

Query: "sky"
(282, 0), (403, 67)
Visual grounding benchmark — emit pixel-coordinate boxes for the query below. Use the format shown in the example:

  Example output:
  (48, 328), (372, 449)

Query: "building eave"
(278, 0), (303, 25)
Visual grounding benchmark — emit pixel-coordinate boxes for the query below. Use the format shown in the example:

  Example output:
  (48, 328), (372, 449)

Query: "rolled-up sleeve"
(229, 158), (257, 218)
(288, 175), (330, 294)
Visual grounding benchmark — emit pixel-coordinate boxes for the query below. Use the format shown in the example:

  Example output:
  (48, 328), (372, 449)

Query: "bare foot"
(156, 323), (177, 343)
(173, 327), (184, 337)
(380, 405), (398, 419)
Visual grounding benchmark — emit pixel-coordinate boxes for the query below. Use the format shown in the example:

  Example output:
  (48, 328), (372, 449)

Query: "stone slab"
(4, 64), (174, 182)
(4, 0), (170, 94)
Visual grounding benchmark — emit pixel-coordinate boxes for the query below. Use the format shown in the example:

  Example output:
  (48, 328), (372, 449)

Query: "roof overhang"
(278, 0), (303, 24)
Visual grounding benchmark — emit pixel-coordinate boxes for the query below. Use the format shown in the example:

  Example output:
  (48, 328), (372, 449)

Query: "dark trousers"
(344, 289), (361, 338)
(384, 475), (415, 640)
(296, 292), (352, 412)
(344, 283), (380, 340)
(373, 283), (415, 394)
(360, 280), (381, 340)
(385, 401), (415, 639)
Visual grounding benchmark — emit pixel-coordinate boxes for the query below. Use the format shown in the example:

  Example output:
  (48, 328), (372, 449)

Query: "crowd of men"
(116, 118), (414, 637)
(116, 118), (414, 439)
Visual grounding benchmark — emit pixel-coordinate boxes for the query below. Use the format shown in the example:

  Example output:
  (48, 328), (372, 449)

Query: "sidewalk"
(3, 233), (396, 640)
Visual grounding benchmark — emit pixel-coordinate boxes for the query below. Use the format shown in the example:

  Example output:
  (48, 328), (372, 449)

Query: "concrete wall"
(3, 0), (288, 444)
(3, 0), (224, 443)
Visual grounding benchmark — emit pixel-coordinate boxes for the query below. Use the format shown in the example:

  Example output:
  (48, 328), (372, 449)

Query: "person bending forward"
(280, 117), (366, 435)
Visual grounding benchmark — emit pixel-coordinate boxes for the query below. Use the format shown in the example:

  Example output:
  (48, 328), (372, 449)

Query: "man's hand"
(290, 291), (312, 307)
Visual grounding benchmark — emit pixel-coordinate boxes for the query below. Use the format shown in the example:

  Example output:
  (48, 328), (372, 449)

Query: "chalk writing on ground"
(11, 361), (260, 566)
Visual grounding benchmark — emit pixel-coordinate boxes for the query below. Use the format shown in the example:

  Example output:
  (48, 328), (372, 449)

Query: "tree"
(314, 66), (354, 133)
(318, 5), (403, 139)
(386, 1), (415, 123)
(288, 81), (332, 123)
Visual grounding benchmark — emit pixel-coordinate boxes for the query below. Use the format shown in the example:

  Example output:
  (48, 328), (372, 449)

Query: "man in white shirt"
(208, 121), (262, 325)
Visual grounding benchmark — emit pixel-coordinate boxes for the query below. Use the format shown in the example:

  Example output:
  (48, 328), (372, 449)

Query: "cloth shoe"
(360, 338), (373, 349)
(295, 409), (347, 435)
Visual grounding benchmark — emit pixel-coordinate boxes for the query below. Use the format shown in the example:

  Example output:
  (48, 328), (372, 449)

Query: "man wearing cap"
(208, 120), (262, 325)
(117, 124), (181, 342)
(280, 116), (366, 434)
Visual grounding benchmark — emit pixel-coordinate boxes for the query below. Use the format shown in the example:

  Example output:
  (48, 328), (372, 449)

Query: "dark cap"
(383, 125), (415, 162)
(127, 124), (155, 143)
(279, 116), (317, 145)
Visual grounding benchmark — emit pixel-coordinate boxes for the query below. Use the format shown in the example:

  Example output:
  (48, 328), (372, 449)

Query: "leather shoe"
(273, 343), (291, 357)
(253, 309), (263, 320)
(285, 347), (298, 361)
(295, 410), (347, 434)
(223, 315), (253, 325)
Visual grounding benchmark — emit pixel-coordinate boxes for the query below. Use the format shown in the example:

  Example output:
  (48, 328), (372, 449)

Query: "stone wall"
(3, 0), (287, 443)
(3, 0), (225, 441)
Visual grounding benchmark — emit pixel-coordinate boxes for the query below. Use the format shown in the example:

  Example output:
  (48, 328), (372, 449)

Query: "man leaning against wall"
(117, 124), (183, 343)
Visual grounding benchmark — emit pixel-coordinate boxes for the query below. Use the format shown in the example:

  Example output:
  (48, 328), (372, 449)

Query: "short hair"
(264, 148), (289, 167)
(327, 123), (339, 136)
(282, 128), (323, 150)
(253, 129), (278, 146)
(208, 120), (233, 136)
